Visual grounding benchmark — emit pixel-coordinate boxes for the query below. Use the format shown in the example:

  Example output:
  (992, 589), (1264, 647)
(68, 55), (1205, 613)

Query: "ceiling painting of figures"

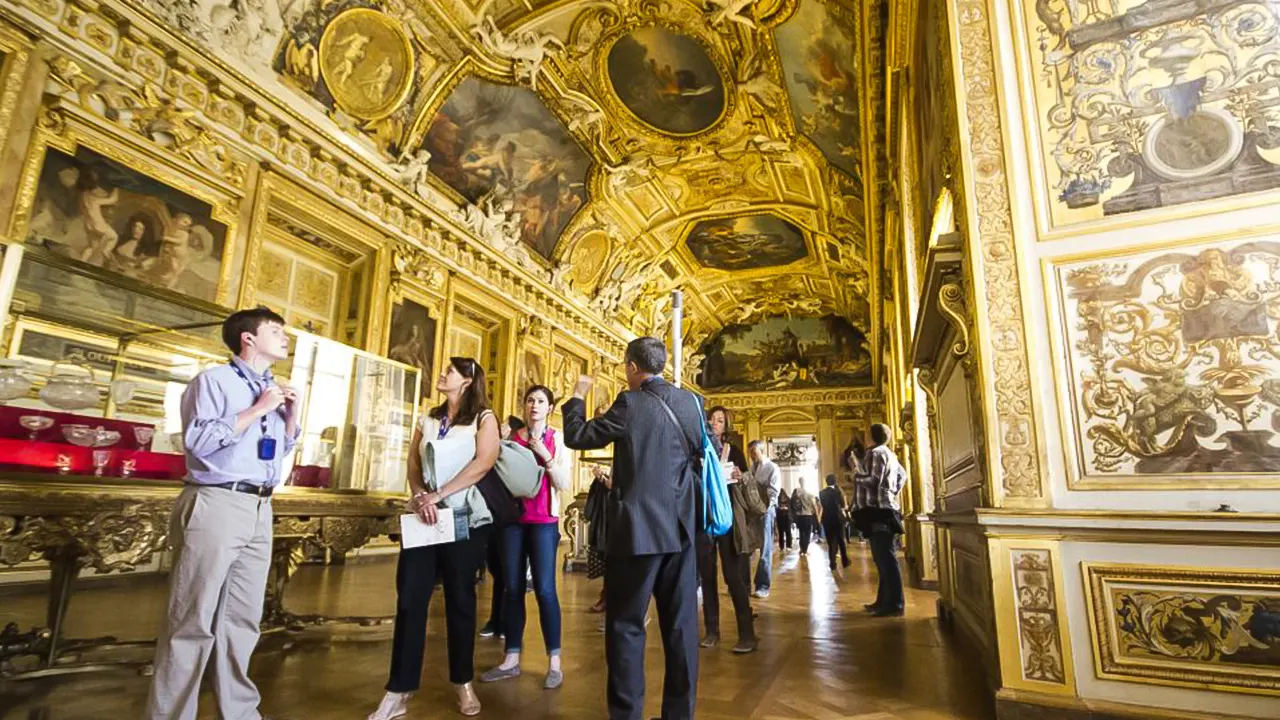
(685, 214), (808, 271)
(775, 0), (863, 182)
(606, 26), (727, 135)
(424, 77), (591, 260)
(697, 314), (872, 392)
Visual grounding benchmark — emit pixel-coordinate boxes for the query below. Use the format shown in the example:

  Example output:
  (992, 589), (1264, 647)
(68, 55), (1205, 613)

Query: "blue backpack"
(646, 388), (733, 537)
(697, 419), (734, 536)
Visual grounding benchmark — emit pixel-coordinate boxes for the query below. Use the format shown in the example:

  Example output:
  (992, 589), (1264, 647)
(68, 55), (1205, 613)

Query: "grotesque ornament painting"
(1026, 0), (1280, 226)
(1061, 239), (1280, 479)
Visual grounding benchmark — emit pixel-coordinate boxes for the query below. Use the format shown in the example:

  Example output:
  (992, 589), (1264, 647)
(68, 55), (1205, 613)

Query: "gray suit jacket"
(562, 377), (704, 557)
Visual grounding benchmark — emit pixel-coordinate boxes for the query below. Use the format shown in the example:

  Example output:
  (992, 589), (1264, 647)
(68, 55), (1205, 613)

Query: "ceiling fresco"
(140, 0), (884, 389)
(685, 214), (808, 271)
(775, 0), (864, 182)
(605, 26), (727, 135)
(696, 314), (872, 392)
(424, 77), (590, 260)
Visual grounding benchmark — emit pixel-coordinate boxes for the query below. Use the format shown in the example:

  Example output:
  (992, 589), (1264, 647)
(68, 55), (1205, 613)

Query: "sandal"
(368, 691), (412, 720)
(456, 682), (481, 716)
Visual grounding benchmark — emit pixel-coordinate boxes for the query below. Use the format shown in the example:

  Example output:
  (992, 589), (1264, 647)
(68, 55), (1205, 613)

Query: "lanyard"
(437, 414), (450, 440)
(229, 362), (271, 437)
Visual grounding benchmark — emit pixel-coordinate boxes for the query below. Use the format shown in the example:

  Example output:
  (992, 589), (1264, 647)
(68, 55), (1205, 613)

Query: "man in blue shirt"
(147, 306), (301, 720)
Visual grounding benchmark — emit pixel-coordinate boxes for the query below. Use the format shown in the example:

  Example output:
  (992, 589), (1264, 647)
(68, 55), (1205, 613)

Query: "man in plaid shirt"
(852, 423), (906, 616)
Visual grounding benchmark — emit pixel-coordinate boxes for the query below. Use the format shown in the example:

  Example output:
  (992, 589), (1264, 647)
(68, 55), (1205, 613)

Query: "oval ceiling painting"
(606, 26), (726, 135)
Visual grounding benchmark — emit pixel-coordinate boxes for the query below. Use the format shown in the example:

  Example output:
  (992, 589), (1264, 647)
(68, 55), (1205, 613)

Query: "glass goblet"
(55, 454), (72, 475)
(93, 427), (121, 447)
(19, 415), (54, 440)
(120, 458), (137, 479)
(92, 449), (111, 477)
(133, 426), (155, 450)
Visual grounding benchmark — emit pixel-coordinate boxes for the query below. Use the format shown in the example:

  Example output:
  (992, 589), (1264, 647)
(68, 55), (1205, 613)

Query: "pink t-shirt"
(513, 429), (558, 525)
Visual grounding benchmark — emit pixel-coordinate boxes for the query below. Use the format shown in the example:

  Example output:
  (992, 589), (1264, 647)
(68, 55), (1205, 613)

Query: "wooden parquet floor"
(0, 543), (994, 719)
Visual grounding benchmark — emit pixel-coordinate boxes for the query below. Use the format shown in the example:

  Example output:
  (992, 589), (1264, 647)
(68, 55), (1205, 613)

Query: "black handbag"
(476, 468), (522, 528)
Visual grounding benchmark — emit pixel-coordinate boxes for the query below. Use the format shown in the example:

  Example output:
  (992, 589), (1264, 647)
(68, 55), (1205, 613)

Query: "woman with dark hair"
(481, 384), (572, 689)
(699, 406), (765, 654)
(369, 357), (497, 719)
(776, 488), (793, 551)
(842, 436), (867, 477)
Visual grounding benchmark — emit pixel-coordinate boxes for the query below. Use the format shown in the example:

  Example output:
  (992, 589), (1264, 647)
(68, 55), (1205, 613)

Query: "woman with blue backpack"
(480, 384), (572, 690)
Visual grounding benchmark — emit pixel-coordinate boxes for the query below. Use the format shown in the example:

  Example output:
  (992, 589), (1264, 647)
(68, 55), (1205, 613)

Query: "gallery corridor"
(0, 545), (992, 719)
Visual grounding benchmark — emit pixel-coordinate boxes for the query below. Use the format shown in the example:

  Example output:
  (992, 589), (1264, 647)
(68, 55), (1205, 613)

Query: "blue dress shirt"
(180, 356), (300, 487)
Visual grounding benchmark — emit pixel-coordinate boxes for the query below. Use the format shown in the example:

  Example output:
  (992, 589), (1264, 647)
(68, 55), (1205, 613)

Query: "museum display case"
(0, 245), (420, 678)
(0, 245), (420, 491)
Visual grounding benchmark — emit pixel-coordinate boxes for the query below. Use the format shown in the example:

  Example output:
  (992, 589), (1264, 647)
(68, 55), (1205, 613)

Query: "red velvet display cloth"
(0, 438), (186, 479)
(288, 465), (332, 488)
(0, 405), (157, 450)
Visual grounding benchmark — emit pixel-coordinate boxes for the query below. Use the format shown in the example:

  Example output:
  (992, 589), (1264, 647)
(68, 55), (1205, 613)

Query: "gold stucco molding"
(948, 0), (1044, 503)
(705, 386), (881, 411)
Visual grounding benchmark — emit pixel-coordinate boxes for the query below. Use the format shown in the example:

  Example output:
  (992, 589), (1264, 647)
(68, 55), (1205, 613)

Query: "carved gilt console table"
(0, 473), (402, 680)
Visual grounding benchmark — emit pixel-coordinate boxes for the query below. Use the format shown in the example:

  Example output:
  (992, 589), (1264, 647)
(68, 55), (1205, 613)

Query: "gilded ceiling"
(132, 0), (881, 383)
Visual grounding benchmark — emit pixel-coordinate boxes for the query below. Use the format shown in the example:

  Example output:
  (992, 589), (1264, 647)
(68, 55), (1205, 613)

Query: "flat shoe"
(733, 640), (758, 654)
(699, 634), (720, 649)
(543, 669), (563, 689)
(479, 664), (521, 683)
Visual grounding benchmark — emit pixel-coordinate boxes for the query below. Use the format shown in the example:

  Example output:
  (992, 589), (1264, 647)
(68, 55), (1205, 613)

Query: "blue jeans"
(501, 522), (561, 654)
(753, 510), (775, 591)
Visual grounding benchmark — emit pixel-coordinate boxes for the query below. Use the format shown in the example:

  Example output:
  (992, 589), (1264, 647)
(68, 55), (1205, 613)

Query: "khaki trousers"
(146, 485), (273, 720)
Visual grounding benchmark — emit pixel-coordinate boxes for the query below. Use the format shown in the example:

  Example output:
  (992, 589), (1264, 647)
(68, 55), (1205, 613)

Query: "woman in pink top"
(479, 385), (571, 690)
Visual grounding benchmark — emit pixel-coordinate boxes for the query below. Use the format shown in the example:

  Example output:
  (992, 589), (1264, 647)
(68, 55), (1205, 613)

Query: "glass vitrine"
(1, 247), (418, 492)
(285, 333), (419, 493)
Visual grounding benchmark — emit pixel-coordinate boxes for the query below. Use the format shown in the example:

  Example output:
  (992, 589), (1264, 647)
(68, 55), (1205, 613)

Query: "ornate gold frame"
(7, 102), (244, 307)
(592, 20), (735, 140)
(0, 20), (32, 188)
(315, 7), (418, 122)
(1083, 562), (1280, 696)
(988, 538), (1076, 695)
(240, 171), (394, 351)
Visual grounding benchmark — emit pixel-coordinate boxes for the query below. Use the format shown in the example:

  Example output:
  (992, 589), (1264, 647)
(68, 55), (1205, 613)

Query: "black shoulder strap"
(643, 387), (699, 465)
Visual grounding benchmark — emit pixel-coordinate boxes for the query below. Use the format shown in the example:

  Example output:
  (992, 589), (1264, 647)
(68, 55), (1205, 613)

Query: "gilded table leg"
(259, 521), (394, 633)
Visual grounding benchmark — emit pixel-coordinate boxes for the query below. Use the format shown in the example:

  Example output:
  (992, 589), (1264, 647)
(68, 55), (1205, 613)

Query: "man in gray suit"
(563, 337), (703, 720)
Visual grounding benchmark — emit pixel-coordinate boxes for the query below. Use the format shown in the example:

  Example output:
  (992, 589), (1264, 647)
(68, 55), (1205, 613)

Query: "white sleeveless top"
(418, 409), (494, 528)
